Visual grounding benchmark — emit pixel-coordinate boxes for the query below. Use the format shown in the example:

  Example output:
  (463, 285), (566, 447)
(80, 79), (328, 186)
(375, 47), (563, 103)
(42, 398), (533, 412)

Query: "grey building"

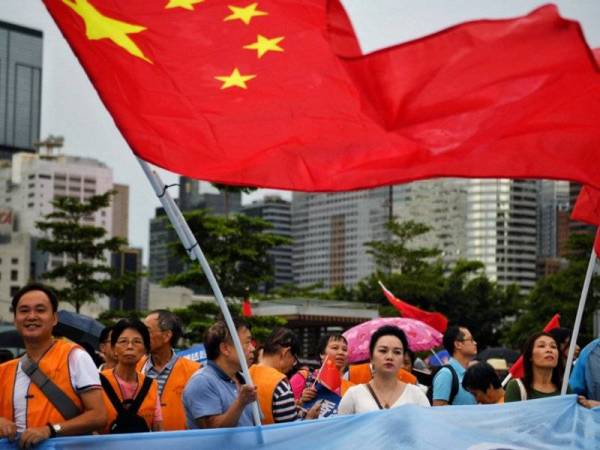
(241, 195), (292, 291)
(0, 21), (42, 159)
(148, 177), (242, 284)
(291, 178), (540, 293)
(110, 247), (144, 311)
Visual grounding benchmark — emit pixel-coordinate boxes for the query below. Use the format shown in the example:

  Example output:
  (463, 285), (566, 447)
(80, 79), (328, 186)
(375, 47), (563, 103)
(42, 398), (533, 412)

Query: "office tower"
(241, 195), (292, 291)
(111, 183), (129, 240)
(148, 177), (242, 284)
(0, 21), (43, 158)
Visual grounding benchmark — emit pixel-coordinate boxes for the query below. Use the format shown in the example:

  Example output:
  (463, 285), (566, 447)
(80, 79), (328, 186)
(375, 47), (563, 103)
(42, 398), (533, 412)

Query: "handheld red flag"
(242, 298), (253, 318)
(508, 314), (560, 379)
(571, 185), (600, 257)
(43, 1), (600, 191)
(379, 282), (448, 333)
(315, 355), (341, 394)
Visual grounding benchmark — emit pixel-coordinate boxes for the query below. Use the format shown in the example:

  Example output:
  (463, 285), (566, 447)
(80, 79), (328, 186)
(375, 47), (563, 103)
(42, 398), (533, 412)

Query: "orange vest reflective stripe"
(100, 369), (158, 433)
(248, 365), (286, 425)
(348, 363), (417, 385)
(0, 340), (84, 429)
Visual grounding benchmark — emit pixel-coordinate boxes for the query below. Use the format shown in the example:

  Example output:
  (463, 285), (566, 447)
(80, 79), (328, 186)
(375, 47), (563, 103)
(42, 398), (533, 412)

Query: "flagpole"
(560, 232), (598, 395)
(137, 158), (264, 431)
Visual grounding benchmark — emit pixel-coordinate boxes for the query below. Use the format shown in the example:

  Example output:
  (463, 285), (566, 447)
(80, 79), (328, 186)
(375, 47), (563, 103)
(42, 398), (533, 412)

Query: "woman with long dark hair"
(505, 332), (567, 402)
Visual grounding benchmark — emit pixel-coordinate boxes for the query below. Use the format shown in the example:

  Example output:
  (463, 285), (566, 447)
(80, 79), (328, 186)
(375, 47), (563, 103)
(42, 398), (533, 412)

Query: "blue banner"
(176, 343), (207, 365)
(1, 395), (598, 449)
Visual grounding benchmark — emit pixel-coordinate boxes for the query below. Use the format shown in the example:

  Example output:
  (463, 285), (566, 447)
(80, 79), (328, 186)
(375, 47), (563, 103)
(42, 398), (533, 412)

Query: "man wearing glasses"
(432, 326), (478, 406)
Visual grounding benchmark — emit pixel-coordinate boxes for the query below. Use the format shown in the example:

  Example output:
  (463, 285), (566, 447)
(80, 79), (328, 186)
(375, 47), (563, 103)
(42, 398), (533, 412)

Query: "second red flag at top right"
(571, 185), (600, 256)
(44, 1), (600, 191)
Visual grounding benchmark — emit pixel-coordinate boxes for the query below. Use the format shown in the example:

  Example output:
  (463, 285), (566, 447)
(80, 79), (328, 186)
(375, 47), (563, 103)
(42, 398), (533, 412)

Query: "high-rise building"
(291, 188), (389, 289)
(110, 247), (144, 311)
(148, 177), (242, 284)
(291, 178), (540, 293)
(241, 195), (292, 291)
(0, 21), (43, 159)
(111, 183), (129, 240)
(0, 151), (114, 316)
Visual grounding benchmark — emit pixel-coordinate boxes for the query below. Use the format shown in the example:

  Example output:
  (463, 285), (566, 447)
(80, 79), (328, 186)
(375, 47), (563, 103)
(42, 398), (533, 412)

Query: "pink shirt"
(114, 373), (163, 424)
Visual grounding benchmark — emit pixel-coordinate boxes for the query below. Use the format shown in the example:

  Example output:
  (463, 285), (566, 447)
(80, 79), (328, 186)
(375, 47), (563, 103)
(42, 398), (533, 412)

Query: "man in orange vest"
(140, 310), (200, 431)
(249, 328), (320, 424)
(0, 284), (107, 448)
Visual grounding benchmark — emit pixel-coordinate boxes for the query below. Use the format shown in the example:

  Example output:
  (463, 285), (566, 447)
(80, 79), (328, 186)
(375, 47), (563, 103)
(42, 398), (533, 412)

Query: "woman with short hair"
(100, 319), (162, 433)
(338, 325), (430, 414)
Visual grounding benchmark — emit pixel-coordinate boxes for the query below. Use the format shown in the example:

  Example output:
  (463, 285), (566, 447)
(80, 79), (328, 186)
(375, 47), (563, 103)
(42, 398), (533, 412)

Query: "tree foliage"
(36, 191), (138, 312)
(505, 233), (600, 348)
(162, 210), (290, 297)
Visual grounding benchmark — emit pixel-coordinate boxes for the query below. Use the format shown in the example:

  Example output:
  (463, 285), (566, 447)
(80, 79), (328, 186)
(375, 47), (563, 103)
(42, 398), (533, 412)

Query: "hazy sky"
(1, 0), (599, 262)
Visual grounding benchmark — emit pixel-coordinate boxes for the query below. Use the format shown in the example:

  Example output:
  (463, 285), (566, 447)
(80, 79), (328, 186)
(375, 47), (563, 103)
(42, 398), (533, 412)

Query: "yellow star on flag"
(215, 68), (256, 89)
(165, 0), (204, 10)
(62, 0), (151, 63)
(224, 3), (268, 25)
(243, 35), (284, 58)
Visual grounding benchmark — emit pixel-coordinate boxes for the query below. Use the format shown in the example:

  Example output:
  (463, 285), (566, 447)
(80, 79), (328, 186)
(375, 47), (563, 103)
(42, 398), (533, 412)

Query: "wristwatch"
(47, 423), (62, 438)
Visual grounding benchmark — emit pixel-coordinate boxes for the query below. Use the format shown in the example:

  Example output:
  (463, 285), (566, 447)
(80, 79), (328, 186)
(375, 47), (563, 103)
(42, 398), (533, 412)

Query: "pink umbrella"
(343, 317), (443, 364)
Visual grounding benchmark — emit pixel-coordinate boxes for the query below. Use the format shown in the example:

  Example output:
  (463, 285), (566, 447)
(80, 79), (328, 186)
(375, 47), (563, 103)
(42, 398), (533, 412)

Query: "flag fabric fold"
(43, 0), (600, 191)
(379, 281), (448, 333)
(571, 185), (600, 256)
(509, 314), (560, 379)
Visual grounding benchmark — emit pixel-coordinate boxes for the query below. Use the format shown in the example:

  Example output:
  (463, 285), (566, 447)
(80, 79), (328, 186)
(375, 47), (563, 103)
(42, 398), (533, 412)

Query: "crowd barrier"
(1, 395), (598, 449)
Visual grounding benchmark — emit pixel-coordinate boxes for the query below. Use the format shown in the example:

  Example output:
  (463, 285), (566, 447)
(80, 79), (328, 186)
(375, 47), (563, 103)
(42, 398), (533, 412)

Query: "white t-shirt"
(338, 383), (430, 415)
(13, 348), (101, 432)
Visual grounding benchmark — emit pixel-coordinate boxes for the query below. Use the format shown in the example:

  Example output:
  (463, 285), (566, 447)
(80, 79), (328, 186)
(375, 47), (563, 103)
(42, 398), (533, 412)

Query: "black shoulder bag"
(100, 374), (153, 434)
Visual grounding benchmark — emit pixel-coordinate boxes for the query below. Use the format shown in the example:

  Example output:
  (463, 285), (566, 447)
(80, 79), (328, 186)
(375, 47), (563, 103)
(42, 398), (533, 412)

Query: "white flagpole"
(560, 231), (598, 395)
(137, 158), (263, 430)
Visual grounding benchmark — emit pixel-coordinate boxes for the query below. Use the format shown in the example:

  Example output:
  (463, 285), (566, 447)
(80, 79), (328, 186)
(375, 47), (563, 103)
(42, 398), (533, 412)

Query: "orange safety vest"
(0, 340), (84, 429)
(248, 364), (286, 425)
(348, 363), (417, 385)
(100, 369), (158, 433)
(138, 355), (201, 431)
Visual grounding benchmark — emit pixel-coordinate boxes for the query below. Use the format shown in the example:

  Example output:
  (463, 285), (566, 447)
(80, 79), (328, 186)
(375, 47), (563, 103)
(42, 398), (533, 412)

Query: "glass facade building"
(0, 21), (43, 158)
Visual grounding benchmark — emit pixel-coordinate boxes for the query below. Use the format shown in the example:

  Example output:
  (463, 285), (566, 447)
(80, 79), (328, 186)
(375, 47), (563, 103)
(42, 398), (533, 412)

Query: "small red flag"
(242, 298), (253, 318)
(509, 314), (560, 379)
(571, 185), (600, 227)
(379, 282), (448, 333)
(595, 229), (600, 258)
(316, 355), (341, 394)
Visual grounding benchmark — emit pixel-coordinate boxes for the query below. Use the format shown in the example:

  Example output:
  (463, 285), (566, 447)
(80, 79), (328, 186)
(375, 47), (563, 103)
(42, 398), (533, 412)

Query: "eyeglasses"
(116, 338), (145, 346)
(458, 337), (476, 343)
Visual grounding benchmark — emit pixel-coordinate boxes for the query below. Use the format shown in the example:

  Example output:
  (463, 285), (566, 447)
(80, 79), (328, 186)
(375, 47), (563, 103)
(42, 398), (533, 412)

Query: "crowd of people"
(0, 283), (599, 448)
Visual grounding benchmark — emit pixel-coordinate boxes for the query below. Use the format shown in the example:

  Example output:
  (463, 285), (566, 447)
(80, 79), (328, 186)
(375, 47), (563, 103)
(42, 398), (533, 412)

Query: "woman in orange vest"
(100, 319), (162, 433)
(249, 328), (320, 424)
(290, 333), (354, 405)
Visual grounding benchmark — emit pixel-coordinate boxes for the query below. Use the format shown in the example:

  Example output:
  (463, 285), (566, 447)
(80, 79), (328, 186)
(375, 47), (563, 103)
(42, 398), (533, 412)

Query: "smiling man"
(0, 284), (106, 448)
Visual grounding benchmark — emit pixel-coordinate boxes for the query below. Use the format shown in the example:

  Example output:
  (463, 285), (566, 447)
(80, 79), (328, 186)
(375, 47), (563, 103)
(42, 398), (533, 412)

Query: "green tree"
(36, 191), (138, 313)
(162, 210), (290, 297)
(365, 220), (442, 274)
(505, 233), (600, 348)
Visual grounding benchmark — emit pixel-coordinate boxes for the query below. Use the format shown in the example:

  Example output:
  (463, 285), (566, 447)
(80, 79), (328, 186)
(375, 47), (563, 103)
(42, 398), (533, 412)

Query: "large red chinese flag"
(43, 1), (600, 191)
(509, 314), (560, 379)
(379, 282), (448, 333)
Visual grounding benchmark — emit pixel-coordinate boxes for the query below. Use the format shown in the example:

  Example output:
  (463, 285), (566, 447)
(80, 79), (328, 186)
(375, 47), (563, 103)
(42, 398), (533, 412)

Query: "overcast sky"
(1, 0), (599, 263)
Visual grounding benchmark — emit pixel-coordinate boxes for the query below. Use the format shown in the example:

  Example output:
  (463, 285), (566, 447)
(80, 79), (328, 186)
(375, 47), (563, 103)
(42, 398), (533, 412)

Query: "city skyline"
(1, 1), (599, 264)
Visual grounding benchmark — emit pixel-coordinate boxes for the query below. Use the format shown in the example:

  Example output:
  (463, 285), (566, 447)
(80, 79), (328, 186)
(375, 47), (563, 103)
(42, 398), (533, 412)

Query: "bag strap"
(445, 365), (460, 405)
(365, 383), (385, 410)
(100, 373), (127, 414)
(21, 354), (81, 420)
(515, 378), (528, 401)
(130, 376), (153, 414)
